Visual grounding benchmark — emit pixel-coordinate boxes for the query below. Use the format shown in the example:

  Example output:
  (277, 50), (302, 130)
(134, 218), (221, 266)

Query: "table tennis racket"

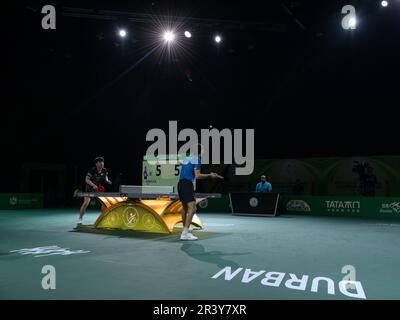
(98, 185), (105, 192)
(212, 173), (224, 179)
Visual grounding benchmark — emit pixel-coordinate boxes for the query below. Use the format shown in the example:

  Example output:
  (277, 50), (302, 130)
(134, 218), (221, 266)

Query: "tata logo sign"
(325, 201), (360, 213)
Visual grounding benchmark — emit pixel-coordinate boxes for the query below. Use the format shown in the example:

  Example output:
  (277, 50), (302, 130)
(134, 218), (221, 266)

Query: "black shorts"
(178, 179), (195, 203)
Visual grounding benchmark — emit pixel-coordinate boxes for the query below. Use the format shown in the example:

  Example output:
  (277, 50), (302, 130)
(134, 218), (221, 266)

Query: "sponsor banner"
(0, 193), (43, 210)
(285, 199), (311, 212)
(282, 196), (400, 219)
(197, 195), (231, 213)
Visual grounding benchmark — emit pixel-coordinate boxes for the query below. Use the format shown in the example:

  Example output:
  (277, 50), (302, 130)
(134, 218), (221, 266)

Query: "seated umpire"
(255, 175), (272, 193)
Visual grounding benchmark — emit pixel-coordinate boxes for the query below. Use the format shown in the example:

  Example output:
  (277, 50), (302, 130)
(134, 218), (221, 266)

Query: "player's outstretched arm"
(195, 169), (224, 180)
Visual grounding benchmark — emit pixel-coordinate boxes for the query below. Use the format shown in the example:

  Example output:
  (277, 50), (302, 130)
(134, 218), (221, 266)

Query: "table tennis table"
(76, 185), (221, 234)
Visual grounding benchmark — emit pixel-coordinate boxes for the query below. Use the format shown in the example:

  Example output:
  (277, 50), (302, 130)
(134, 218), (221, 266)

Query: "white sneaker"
(180, 233), (198, 241)
(77, 218), (83, 225)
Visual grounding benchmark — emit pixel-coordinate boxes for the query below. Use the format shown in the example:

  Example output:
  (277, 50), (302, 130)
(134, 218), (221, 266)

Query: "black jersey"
(86, 167), (108, 191)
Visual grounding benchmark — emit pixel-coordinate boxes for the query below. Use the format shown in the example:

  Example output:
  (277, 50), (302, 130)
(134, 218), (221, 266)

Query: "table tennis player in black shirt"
(78, 157), (112, 224)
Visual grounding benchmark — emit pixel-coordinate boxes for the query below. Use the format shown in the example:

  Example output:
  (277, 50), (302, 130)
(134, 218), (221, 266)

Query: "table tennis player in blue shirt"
(255, 175), (272, 193)
(178, 144), (223, 241)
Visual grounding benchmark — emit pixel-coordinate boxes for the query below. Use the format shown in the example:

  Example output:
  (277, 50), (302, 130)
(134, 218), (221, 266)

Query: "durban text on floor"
(212, 266), (367, 299)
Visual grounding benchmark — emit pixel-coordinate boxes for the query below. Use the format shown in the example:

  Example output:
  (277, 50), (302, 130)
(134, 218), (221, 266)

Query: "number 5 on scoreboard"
(174, 164), (180, 176)
(156, 165), (161, 176)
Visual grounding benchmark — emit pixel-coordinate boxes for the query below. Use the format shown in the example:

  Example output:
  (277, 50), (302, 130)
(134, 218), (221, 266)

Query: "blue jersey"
(256, 181), (272, 193)
(180, 156), (201, 182)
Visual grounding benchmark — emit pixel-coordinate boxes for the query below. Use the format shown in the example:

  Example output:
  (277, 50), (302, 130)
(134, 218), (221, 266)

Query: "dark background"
(3, 0), (400, 205)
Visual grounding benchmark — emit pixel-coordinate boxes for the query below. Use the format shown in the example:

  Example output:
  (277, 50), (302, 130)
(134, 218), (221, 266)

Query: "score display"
(142, 154), (187, 192)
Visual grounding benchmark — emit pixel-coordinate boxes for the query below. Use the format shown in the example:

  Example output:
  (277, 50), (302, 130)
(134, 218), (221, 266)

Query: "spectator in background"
(292, 178), (305, 195)
(364, 167), (378, 197)
(255, 175), (272, 193)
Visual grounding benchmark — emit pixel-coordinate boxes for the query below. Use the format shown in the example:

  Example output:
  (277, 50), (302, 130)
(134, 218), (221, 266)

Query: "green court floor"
(1, 209), (400, 300)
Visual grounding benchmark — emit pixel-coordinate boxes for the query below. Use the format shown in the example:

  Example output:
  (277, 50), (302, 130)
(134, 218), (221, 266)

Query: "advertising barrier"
(0, 194), (44, 210)
(282, 195), (400, 219)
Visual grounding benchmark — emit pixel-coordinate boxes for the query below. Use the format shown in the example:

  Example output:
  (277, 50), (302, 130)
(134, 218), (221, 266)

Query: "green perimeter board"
(0, 193), (43, 209)
(283, 196), (400, 218)
(197, 195), (231, 213)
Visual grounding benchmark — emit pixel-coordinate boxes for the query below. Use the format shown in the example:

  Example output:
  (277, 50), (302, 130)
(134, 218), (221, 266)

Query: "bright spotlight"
(348, 17), (356, 28)
(164, 31), (175, 43)
(381, 1), (388, 7)
(119, 29), (127, 38)
(215, 35), (222, 43)
(184, 31), (192, 38)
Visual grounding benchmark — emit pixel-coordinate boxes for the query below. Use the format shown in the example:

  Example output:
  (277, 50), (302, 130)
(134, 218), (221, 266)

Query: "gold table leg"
(93, 197), (203, 234)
